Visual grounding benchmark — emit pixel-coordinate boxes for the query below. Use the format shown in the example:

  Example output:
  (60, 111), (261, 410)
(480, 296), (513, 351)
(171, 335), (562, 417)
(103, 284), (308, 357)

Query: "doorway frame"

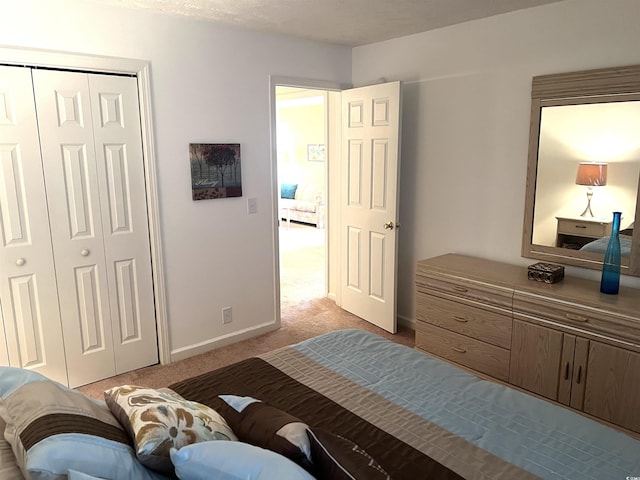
(269, 76), (349, 324)
(0, 46), (170, 364)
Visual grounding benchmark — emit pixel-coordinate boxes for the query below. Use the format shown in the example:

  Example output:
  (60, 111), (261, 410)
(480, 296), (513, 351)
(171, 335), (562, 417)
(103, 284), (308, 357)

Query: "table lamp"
(575, 162), (607, 217)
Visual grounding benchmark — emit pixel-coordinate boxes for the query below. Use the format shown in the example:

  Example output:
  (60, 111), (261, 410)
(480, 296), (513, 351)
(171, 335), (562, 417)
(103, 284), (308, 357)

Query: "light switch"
(247, 197), (257, 214)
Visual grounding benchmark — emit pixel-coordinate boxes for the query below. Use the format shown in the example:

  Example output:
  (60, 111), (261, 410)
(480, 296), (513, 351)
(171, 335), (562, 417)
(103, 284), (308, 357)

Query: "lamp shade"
(576, 162), (608, 186)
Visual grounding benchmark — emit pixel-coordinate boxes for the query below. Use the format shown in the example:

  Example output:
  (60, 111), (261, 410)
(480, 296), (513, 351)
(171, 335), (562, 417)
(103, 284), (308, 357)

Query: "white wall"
(276, 90), (327, 191)
(352, 0), (640, 323)
(0, 0), (351, 358)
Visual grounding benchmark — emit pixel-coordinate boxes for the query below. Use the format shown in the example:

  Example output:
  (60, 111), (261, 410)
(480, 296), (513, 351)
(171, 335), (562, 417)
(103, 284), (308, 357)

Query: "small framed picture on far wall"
(307, 144), (325, 162)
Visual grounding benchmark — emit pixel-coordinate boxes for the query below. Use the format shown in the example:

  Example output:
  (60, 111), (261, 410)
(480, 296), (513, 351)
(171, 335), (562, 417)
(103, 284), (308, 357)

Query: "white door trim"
(0, 46), (170, 365)
(268, 75), (349, 325)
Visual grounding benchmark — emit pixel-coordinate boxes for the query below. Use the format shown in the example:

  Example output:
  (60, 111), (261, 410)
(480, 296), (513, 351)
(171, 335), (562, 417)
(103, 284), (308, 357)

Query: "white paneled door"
(0, 66), (68, 382)
(0, 66), (158, 388)
(340, 82), (402, 333)
(87, 74), (158, 377)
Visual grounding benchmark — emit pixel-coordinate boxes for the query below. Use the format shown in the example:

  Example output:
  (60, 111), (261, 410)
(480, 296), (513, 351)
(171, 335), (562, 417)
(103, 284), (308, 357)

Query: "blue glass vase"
(600, 211), (622, 295)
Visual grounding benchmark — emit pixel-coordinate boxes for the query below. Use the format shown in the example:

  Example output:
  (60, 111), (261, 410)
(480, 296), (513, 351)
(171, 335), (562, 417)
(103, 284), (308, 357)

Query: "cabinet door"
(509, 320), (565, 401)
(0, 66), (68, 384)
(569, 337), (589, 410)
(557, 334), (576, 406)
(582, 341), (640, 433)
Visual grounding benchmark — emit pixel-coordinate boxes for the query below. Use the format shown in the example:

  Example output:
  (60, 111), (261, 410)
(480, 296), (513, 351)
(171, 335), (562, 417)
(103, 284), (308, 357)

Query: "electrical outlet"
(222, 307), (232, 324)
(247, 197), (257, 214)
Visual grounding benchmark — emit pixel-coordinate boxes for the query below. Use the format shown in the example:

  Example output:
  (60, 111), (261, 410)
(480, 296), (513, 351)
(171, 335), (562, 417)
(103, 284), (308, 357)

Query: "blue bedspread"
(580, 235), (632, 256)
(291, 329), (640, 480)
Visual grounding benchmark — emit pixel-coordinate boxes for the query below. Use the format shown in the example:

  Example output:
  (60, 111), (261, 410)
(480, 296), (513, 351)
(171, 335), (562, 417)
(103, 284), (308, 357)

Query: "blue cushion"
(170, 441), (315, 480)
(68, 470), (106, 480)
(0, 367), (167, 480)
(280, 183), (298, 199)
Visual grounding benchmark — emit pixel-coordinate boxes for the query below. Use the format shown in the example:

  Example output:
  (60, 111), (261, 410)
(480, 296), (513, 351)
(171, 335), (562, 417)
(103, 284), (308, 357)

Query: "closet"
(0, 65), (158, 388)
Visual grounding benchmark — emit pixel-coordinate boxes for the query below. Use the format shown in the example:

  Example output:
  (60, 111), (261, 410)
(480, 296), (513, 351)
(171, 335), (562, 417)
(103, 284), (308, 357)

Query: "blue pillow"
(0, 367), (167, 480)
(68, 470), (107, 480)
(280, 183), (298, 199)
(170, 441), (315, 480)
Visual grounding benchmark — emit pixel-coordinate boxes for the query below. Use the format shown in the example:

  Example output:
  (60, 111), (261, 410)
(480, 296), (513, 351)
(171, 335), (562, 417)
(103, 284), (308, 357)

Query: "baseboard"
(170, 321), (279, 362)
(397, 314), (415, 330)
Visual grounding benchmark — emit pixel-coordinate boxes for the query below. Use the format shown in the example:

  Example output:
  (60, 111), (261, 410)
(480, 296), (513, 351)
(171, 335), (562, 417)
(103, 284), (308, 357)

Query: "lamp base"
(579, 188), (594, 217)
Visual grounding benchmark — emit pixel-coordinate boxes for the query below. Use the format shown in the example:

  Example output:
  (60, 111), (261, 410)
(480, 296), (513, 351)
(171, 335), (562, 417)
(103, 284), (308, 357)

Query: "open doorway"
(275, 86), (328, 309)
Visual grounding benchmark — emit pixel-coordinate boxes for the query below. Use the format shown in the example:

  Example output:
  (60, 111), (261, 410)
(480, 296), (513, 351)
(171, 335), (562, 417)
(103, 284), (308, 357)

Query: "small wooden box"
(527, 263), (565, 284)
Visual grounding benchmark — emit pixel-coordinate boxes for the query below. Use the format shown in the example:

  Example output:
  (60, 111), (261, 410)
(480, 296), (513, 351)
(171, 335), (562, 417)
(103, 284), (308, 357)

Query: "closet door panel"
(32, 69), (115, 387)
(89, 74), (158, 373)
(0, 308), (8, 366)
(0, 66), (68, 383)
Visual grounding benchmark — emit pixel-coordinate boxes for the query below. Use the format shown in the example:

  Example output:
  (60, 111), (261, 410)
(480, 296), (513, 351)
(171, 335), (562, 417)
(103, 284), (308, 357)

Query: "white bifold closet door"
(0, 65), (158, 387)
(0, 66), (68, 383)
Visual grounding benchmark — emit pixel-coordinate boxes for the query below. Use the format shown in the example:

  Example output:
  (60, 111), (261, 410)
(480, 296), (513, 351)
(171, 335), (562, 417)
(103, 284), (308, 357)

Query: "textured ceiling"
(85, 0), (565, 46)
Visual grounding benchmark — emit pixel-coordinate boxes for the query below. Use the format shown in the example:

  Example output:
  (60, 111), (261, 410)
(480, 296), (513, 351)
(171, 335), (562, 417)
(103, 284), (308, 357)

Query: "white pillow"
(170, 441), (315, 480)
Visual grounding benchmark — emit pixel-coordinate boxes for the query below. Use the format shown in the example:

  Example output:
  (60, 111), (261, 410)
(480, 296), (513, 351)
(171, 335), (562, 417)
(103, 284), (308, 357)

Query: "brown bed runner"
(170, 357), (463, 480)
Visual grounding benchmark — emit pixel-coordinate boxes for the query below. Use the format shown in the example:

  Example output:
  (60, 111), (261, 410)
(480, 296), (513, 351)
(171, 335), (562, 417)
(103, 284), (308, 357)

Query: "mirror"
(522, 65), (640, 276)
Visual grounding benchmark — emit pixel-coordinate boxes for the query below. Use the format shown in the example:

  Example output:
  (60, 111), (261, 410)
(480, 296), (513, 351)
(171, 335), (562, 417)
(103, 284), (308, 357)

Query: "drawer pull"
(565, 313), (588, 322)
(452, 286), (468, 293)
(451, 346), (467, 354)
(574, 225), (587, 229)
(452, 315), (469, 323)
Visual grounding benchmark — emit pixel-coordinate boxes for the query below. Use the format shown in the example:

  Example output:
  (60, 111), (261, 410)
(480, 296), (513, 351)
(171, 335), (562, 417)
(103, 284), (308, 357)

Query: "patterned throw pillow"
(104, 385), (237, 475)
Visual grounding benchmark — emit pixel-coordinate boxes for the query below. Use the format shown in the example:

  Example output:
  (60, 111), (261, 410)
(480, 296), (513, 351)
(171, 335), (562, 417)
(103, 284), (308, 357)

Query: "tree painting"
(189, 143), (242, 200)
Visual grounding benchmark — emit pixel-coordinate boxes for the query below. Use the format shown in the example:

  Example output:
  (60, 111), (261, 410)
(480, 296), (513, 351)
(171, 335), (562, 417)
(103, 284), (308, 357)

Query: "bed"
(580, 222), (634, 255)
(2, 329), (640, 479)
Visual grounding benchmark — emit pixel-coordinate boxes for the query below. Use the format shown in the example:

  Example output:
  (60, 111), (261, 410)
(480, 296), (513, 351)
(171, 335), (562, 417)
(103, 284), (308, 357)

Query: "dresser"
(415, 254), (640, 434)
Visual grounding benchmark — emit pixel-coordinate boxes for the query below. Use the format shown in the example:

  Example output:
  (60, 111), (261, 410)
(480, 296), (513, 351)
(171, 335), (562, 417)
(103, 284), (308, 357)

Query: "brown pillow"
(218, 395), (312, 471)
(307, 428), (391, 480)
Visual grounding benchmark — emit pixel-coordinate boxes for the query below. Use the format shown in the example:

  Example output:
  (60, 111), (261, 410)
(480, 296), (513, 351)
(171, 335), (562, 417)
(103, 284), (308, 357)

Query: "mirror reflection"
(532, 101), (640, 259)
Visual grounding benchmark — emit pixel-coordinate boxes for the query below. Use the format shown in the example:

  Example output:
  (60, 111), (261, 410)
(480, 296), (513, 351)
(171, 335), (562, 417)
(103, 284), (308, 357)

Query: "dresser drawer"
(556, 218), (610, 238)
(415, 273), (513, 312)
(416, 292), (512, 349)
(416, 322), (510, 381)
(514, 291), (640, 346)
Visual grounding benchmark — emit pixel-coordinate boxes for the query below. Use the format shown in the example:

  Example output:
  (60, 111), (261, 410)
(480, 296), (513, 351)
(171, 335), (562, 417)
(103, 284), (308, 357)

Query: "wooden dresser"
(415, 253), (640, 434)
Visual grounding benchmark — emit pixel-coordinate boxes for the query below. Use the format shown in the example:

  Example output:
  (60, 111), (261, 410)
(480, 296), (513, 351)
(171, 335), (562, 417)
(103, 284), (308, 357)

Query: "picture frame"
(189, 143), (242, 200)
(307, 144), (325, 162)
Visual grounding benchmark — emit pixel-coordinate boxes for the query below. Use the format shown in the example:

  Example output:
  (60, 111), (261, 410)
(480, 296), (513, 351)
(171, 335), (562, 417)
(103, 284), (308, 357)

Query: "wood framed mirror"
(522, 64), (640, 276)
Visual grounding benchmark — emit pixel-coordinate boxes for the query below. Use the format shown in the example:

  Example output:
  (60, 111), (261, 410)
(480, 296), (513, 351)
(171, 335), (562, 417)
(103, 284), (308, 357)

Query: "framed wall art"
(307, 143), (325, 162)
(189, 143), (242, 200)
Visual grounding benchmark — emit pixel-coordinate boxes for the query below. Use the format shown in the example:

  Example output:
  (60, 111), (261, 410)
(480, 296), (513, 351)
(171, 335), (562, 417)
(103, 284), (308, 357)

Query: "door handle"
(16, 258), (26, 266)
(383, 221), (394, 230)
(81, 249), (90, 257)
